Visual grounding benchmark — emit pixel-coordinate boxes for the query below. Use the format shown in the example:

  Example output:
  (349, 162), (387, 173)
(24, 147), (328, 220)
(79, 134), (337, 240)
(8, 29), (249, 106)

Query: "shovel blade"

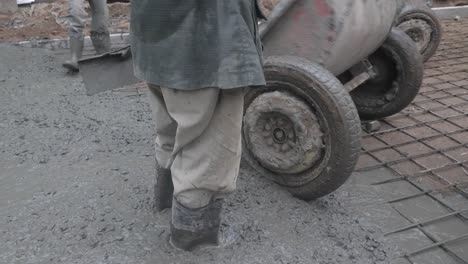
(78, 48), (139, 95)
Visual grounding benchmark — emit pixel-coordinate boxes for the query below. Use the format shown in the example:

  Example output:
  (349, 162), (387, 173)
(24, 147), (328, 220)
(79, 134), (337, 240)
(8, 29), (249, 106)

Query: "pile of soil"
(0, 0), (278, 43)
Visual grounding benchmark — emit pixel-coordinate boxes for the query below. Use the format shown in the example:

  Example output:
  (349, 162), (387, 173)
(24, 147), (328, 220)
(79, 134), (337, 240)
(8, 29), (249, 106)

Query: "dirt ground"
(0, 0), (278, 43)
(0, 0), (130, 42)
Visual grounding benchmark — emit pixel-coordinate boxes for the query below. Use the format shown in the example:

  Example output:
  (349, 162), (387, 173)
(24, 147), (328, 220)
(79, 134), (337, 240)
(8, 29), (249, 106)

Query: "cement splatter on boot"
(170, 198), (223, 251)
(62, 35), (84, 72)
(91, 31), (111, 55)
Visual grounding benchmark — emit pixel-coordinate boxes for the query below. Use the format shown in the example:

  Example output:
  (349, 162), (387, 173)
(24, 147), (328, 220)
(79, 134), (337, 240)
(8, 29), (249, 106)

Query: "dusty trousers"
(147, 84), (245, 209)
(68, 0), (109, 42)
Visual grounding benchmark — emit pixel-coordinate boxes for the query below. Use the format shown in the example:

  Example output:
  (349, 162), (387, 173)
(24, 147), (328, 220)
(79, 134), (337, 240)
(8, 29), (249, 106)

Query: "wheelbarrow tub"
(261, 0), (399, 76)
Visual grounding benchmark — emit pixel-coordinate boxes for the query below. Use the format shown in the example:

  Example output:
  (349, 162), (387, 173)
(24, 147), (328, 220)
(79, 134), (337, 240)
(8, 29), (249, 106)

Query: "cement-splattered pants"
(147, 84), (245, 209)
(68, 0), (109, 39)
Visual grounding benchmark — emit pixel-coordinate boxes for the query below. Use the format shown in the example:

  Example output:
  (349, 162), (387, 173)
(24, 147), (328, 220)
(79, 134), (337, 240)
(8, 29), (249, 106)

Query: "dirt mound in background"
(0, 0), (278, 42)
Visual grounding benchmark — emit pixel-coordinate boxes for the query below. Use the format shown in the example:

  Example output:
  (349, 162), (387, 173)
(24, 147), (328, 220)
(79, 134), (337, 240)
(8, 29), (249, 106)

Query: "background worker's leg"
(89, 0), (110, 54)
(63, 0), (86, 70)
(161, 88), (245, 209)
(147, 84), (178, 211)
(68, 0), (86, 40)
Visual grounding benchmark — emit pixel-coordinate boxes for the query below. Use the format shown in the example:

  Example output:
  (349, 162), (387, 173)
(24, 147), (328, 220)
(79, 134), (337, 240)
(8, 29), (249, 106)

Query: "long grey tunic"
(130, 0), (266, 90)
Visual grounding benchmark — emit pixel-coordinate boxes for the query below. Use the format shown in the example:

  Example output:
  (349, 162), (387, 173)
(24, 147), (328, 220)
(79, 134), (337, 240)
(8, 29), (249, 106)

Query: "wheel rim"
(398, 18), (433, 54)
(243, 89), (328, 177)
(351, 47), (400, 107)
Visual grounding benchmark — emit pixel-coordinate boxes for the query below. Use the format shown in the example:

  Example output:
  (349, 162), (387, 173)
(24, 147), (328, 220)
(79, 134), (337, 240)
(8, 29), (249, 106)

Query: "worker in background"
(63, 0), (111, 71)
(131, 0), (266, 251)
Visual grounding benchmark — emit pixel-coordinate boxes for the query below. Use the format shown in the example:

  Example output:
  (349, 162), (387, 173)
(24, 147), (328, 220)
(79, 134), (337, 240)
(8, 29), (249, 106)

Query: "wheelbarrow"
(242, 0), (424, 201)
(395, 0), (443, 61)
(77, 0), (425, 201)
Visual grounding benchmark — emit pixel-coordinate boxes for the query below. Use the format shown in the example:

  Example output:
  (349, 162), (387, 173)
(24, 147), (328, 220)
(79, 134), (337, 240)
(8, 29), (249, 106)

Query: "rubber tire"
(351, 28), (424, 120)
(243, 56), (361, 201)
(396, 3), (442, 62)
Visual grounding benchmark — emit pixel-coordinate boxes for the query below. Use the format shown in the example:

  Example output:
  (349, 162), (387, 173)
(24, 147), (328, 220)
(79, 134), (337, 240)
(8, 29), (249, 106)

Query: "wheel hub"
(262, 116), (295, 151)
(366, 52), (396, 95)
(273, 128), (286, 143)
(398, 19), (432, 53)
(243, 91), (325, 174)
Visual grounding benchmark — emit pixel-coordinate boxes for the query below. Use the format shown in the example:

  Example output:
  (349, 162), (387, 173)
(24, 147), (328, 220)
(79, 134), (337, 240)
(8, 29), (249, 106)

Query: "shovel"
(78, 45), (140, 95)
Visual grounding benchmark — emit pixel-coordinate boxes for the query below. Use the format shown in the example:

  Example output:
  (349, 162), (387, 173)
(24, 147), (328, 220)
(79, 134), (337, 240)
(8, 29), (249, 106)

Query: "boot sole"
(168, 226), (239, 252)
(62, 63), (79, 72)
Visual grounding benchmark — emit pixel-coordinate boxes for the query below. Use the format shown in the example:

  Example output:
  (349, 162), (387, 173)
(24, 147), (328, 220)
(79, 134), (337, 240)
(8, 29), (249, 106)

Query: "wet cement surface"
(0, 44), (402, 263)
(355, 18), (468, 263)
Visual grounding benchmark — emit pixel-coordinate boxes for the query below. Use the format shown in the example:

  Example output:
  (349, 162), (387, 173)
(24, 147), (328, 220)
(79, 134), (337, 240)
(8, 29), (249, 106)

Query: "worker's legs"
(89, 0), (110, 54)
(147, 85), (178, 169)
(63, 0), (86, 71)
(147, 83), (244, 250)
(165, 86), (244, 251)
(68, 0), (86, 40)
(147, 85), (177, 211)
(161, 87), (244, 208)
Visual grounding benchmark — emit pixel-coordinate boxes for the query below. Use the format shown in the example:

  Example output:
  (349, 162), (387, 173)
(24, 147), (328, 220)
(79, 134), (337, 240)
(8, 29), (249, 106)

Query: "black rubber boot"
(153, 166), (174, 212)
(170, 198), (222, 251)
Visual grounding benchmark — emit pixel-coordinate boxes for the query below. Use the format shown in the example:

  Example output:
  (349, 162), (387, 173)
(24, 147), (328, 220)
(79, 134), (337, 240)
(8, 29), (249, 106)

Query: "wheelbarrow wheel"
(396, 5), (442, 62)
(350, 28), (423, 120)
(243, 56), (361, 201)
